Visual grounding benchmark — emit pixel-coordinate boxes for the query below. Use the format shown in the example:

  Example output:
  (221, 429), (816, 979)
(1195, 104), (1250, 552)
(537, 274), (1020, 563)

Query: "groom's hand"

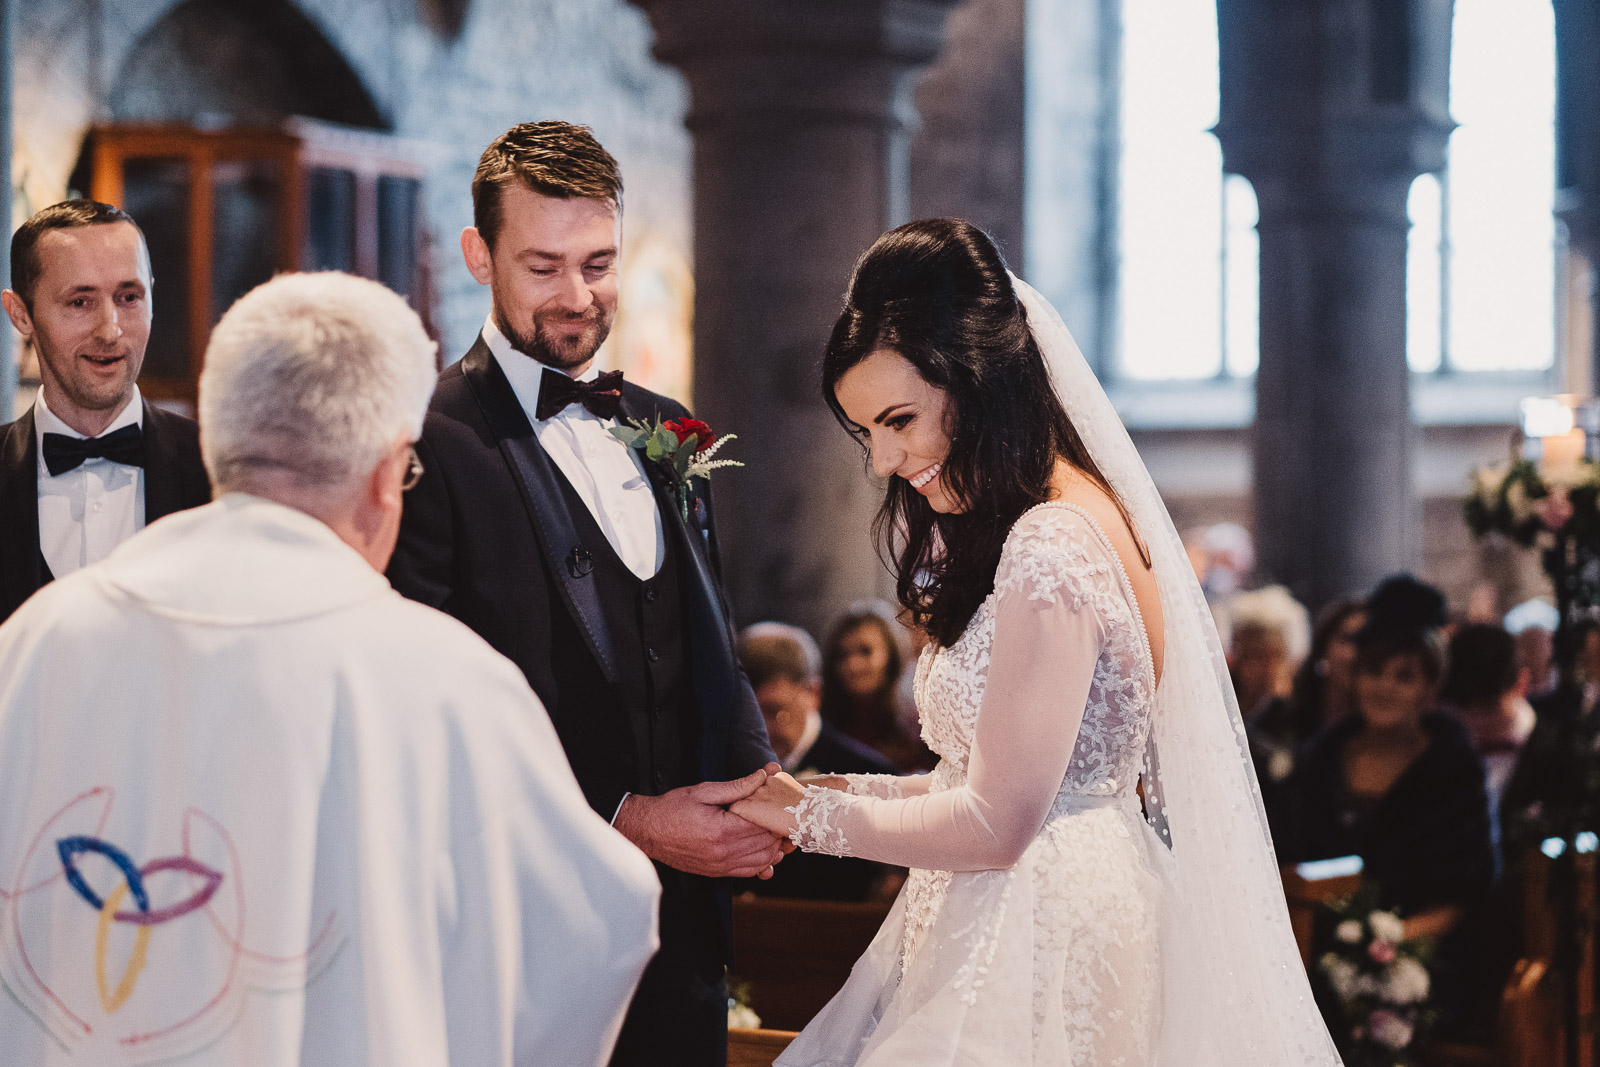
(613, 768), (789, 879)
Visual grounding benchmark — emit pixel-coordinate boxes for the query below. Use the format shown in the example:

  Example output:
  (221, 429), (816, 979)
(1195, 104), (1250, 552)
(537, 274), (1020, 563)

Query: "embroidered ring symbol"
(56, 837), (225, 1013)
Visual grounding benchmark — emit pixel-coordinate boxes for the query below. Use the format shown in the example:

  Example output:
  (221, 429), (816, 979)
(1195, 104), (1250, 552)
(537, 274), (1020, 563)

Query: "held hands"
(729, 768), (806, 838)
(613, 766), (791, 879)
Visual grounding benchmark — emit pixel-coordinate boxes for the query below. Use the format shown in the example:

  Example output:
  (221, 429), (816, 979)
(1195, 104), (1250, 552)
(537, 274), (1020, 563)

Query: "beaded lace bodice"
(789, 502), (1158, 868)
(915, 503), (1156, 804)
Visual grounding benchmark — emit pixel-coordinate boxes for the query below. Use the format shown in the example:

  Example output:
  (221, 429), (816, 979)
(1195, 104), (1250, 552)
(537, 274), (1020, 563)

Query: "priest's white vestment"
(0, 494), (661, 1066)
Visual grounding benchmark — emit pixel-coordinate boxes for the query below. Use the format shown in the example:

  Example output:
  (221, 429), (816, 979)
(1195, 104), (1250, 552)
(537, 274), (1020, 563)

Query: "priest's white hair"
(199, 271), (437, 494)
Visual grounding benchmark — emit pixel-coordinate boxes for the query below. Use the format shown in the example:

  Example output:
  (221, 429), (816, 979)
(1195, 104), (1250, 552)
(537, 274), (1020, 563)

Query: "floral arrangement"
(726, 975), (761, 1029)
(1463, 456), (1600, 547)
(1315, 890), (1435, 1067)
(610, 416), (742, 522)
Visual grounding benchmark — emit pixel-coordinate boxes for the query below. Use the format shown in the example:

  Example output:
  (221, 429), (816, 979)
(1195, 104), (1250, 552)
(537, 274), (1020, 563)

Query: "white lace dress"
(775, 503), (1173, 1066)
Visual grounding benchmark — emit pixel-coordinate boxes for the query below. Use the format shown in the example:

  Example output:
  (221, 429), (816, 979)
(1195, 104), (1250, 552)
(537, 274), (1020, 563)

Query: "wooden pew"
(730, 893), (891, 1032)
(727, 1027), (797, 1067)
(1498, 841), (1597, 1067)
(1281, 855), (1363, 965)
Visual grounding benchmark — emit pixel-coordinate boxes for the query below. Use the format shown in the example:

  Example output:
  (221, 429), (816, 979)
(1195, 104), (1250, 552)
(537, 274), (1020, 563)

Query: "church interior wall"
(6, 0), (1589, 627)
(10, 0), (691, 368)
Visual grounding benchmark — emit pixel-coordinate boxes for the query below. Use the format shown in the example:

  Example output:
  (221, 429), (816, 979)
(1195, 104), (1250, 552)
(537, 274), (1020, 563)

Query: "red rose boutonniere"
(610, 415), (742, 522)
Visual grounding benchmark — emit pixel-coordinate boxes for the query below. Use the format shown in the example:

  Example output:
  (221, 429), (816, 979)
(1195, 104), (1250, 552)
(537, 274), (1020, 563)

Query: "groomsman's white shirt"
(483, 317), (664, 579)
(33, 386), (145, 578)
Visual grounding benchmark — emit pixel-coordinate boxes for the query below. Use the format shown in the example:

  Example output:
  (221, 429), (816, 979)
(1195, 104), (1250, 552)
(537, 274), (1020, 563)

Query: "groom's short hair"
(472, 121), (623, 251)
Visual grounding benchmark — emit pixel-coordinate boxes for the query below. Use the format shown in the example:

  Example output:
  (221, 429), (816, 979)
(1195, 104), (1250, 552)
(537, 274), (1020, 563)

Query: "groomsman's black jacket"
(0, 400), (210, 623)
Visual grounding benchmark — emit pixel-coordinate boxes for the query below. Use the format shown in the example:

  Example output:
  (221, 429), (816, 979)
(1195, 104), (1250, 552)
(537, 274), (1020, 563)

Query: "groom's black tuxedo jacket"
(387, 342), (775, 1041)
(388, 339), (773, 809)
(0, 401), (210, 623)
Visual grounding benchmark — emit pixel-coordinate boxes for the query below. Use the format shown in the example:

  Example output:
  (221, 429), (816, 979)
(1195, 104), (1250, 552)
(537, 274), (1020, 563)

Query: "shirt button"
(646, 647), (659, 663)
(643, 585), (657, 603)
(91, 502), (103, 513)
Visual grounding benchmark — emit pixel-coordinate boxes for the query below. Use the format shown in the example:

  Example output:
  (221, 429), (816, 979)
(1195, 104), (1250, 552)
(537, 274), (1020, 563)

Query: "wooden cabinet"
(81, 120), (433, 406)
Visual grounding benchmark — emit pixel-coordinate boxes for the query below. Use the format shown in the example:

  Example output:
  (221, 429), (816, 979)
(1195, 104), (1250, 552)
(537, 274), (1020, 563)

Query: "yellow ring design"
(95, 881), (152, 1013)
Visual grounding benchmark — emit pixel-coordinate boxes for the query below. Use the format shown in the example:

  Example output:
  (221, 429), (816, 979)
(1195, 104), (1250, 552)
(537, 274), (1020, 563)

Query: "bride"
(732, 218), (1343, 1066)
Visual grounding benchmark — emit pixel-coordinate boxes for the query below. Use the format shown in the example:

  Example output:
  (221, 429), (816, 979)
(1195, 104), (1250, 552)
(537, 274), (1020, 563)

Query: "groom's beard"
(496, 301), (614, 372)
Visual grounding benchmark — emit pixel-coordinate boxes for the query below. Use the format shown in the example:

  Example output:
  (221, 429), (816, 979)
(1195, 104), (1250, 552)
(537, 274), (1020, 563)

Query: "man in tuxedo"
(0, 200), (209, 621)
(388, 121), (779, 1066)
(737, 622), (903, 901)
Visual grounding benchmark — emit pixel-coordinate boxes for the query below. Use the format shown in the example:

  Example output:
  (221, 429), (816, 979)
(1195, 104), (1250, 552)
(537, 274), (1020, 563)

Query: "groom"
(388, 121), (780, 1066)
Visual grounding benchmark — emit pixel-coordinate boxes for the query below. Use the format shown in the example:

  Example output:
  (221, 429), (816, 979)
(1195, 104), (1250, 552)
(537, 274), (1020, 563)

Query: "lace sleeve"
(833, 772), (931, 800)
(787, 514), (1112, 870)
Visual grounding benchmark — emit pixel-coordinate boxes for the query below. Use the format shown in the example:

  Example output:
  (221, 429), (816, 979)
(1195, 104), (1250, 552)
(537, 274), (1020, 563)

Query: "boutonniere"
(610, 416), (743, 522)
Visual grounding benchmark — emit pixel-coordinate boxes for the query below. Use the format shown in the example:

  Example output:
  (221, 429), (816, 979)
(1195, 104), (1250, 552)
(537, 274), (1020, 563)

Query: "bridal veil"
(1011, 274), (1343, 1066)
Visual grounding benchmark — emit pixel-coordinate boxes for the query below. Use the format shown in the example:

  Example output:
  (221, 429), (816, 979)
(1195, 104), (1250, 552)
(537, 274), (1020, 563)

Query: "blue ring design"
(57, 837), (150, 916)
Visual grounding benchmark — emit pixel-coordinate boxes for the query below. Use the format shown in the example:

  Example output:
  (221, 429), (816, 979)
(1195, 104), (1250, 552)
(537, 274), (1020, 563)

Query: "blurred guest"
(738, 622), (902, 900)
(1504, 597), (1560, 699)
(1244, 598), (1358, 842)
(1286, 577), (1492, 934)
(822, 601), (935, 772)
(1228, 584), (1310, 723)
(1501, 617), (1600, 851)
(1284, 575), (1493, 1027)
(1439, 626), (1546, 1045)
(1439, 623), (1535, 870)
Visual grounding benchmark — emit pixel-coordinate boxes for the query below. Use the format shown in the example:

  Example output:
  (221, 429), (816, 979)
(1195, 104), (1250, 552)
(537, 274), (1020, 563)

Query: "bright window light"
(1407, 174), (1444, 373)
(1117, 0), (1232, 380)
(1438, 0), (1557, 372)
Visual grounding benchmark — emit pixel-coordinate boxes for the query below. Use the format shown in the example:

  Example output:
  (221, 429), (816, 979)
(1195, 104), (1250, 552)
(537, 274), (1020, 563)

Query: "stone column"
(909, 0), (1024, 265)
(629, 0), (961, 637)
(1554, 0), (1600, 390)
(1215, 0), (1454, 610)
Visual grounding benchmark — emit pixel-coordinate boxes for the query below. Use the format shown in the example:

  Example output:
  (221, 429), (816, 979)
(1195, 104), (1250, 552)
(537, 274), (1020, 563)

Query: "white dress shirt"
(483, 317), (665, 579)
(34, 386), (145, 579)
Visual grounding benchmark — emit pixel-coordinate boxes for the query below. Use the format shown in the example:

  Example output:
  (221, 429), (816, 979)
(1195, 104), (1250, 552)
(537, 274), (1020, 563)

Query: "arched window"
(1409, 0), (1557, 373)
(1118, 0), (1555, 382)
(1116, 0), (1256, 380)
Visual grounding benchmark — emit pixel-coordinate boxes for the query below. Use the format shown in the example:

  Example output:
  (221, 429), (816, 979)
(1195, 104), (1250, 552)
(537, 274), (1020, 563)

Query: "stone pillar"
(629, 0), (961, 637)
(1215, 0), (1454, 610)
(909, 0), (1024, 265)
(1554, 0), (1600, 390)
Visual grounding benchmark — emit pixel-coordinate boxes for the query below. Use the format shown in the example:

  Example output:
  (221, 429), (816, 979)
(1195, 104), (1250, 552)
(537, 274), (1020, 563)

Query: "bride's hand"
(730, 770), (806, 837)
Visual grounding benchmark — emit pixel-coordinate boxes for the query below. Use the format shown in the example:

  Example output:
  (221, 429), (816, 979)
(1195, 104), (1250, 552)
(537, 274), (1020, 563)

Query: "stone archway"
(109, 0), (383, 129)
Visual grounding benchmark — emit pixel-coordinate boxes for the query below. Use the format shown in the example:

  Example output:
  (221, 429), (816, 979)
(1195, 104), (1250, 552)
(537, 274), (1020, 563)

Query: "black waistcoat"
(553, 472), (697, 797)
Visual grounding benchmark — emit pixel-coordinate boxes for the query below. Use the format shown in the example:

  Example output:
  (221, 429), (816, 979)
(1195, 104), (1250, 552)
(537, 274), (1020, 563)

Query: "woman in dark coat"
(1283, 576), (1495, 1032)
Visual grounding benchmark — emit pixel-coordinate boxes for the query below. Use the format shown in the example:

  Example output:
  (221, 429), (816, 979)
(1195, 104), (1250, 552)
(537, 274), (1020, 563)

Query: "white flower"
(1269, 750), (1295, 783)
(1335, 920), (1364, 944)
(727, 1002), (762, 1029)
(1319, 954), (1359, 1001)
(1472, 465), (1507, 504)
(1368, 910), (1405, 945)
(1383, 957), (1431, 1005)
(1368, 1008), (1414, 1050)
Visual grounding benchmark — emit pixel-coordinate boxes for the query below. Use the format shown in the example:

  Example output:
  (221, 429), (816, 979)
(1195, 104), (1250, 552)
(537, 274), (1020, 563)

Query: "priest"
(0, 271), (661, 1066)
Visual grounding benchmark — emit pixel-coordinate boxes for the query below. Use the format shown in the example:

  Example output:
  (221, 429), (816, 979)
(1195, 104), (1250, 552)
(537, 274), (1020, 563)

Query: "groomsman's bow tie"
(41, 424), (147, 476)
(536, 368), (625, 422)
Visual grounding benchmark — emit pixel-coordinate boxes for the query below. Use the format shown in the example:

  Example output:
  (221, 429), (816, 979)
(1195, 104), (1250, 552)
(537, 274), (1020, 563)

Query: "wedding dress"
(774, 277), (1342, 1067)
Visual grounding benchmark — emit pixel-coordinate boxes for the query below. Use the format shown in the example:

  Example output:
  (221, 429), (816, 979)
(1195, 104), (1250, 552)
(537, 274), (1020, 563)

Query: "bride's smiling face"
(835, 348), (962, 513)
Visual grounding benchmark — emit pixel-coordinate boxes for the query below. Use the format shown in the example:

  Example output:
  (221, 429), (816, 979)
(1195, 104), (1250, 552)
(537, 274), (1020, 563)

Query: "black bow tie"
(41, 423), (146, 476)
(535, 368), (625, 422)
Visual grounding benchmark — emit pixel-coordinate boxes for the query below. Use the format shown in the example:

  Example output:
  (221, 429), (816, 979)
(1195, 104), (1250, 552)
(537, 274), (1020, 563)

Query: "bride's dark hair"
(822, 218), (1144, 648)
